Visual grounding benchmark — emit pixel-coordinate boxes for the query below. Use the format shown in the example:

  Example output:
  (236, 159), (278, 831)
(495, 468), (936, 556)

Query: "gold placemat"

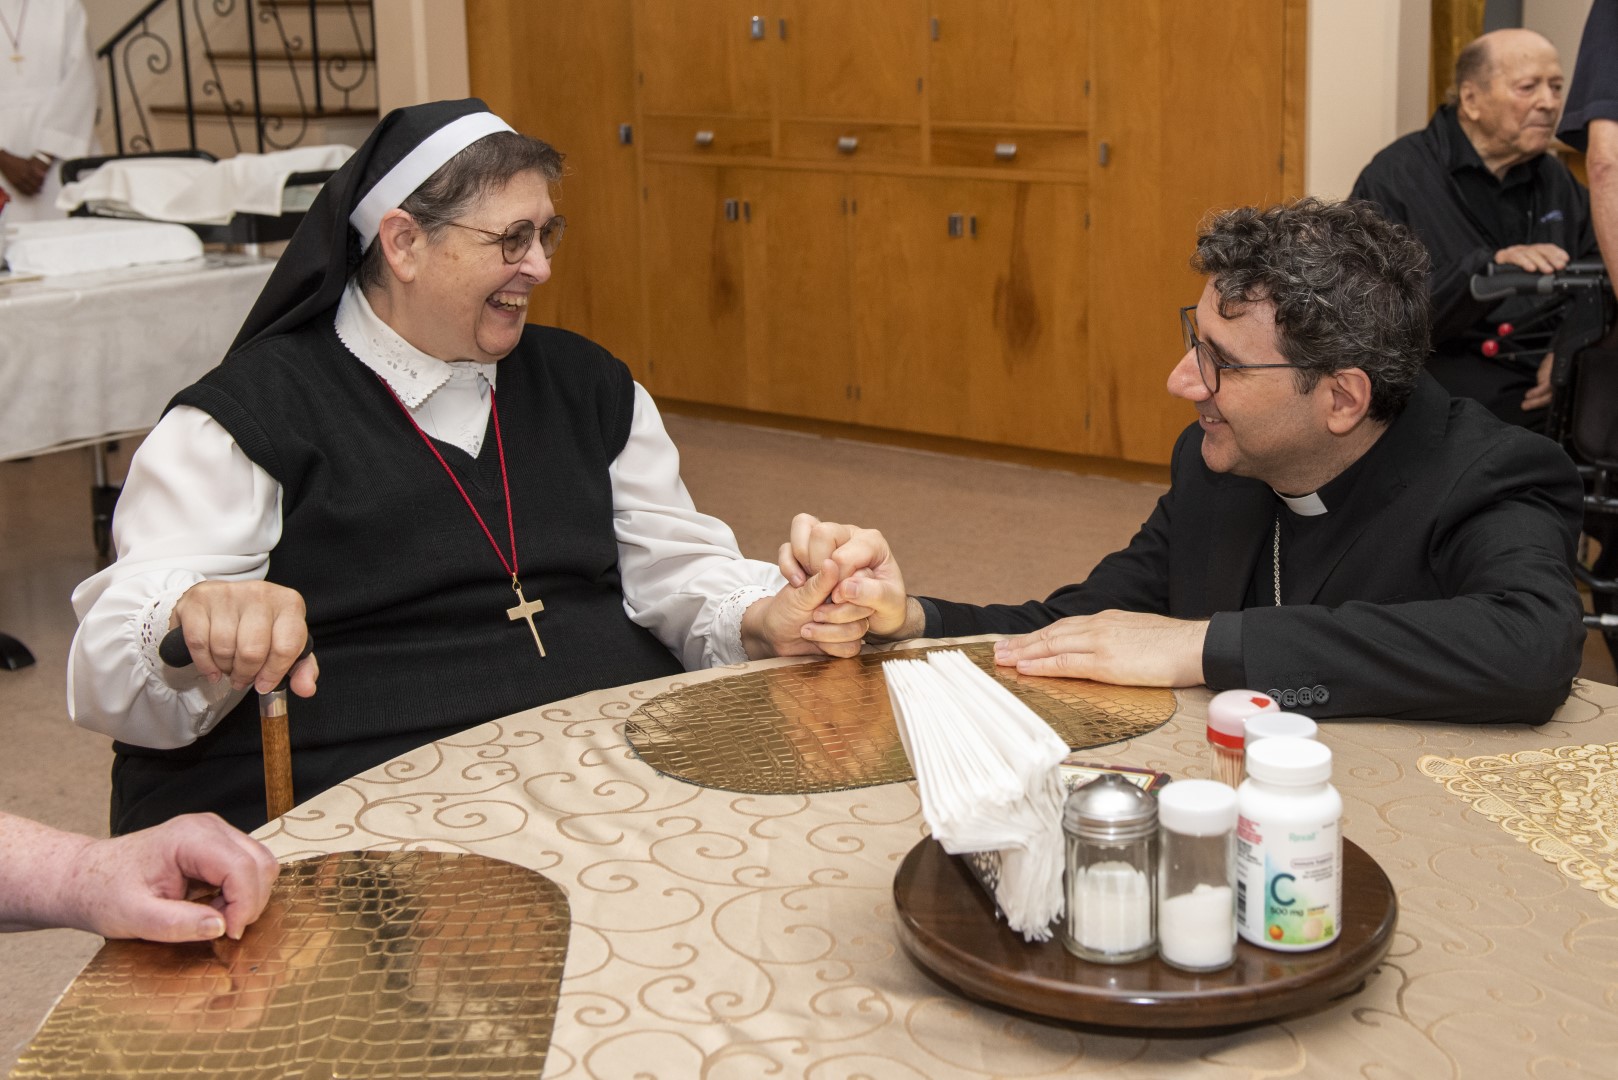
(627, 640), (1175, 794)
(1419, 743), (1618, 909)
(14, 851), (570, 1079)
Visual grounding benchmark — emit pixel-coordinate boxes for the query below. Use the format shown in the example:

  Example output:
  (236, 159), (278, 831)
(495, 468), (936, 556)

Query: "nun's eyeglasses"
(446, 216), (567, 263)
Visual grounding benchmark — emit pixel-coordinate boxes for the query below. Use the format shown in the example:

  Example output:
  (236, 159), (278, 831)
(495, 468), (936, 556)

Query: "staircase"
(98, 0), (379, 158)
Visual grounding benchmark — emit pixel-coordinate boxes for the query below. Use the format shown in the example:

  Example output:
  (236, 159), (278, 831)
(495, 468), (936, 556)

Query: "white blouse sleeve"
(612, 383), (787, 669)
(67, 406), (283, 749)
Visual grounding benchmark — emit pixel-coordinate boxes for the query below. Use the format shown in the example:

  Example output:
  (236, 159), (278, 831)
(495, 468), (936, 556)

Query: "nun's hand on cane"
(170, 581), (319, 697)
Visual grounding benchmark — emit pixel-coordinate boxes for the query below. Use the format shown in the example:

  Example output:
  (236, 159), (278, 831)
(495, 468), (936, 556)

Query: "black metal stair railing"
(96, 0), (376, 156)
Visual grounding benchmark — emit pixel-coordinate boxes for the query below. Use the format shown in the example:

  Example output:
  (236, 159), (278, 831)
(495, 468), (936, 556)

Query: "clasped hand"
(778, 515), (1208, 686)
(171, 580), (319, 696)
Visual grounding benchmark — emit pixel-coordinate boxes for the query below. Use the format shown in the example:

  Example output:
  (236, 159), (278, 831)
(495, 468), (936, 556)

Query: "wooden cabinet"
(775, 0), (926, 122)
(467, 0), (1305, 466)
(642, 165), (855, 421)
(640, 163), (749, 407)
(927, 0), (1089, 127)
(852, 176), (1086, 453)
(632, 0), (773, 117)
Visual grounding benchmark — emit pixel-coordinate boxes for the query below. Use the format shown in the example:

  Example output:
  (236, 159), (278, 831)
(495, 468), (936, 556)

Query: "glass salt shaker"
(1062, 774), (1157, 964)
(1156, 779), (1239, 972)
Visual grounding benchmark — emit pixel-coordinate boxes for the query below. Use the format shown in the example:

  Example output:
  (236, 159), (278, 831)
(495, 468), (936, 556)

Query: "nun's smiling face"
(413, 168), (556, 363)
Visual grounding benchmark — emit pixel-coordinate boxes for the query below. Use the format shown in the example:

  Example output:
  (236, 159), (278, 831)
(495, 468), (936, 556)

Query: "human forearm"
(0, 812), (279, 941)
(1587, 119), (1618, 299)
(0, 815), (96, 933)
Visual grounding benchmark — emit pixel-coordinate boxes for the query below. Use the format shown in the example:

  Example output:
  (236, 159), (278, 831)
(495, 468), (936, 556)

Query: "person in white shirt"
(0, 0), (96, 222)
(69, 99), (870, 834)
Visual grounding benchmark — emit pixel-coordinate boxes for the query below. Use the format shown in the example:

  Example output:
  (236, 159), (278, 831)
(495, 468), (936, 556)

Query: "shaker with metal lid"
(1061, 774), (1157, 964)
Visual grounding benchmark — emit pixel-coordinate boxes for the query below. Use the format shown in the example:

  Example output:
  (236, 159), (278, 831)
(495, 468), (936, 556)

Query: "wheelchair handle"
(1471, 262), (1610, 303)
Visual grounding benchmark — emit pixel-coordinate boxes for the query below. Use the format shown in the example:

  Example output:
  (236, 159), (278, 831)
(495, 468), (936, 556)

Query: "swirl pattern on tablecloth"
(236, 649), (1618, 1079)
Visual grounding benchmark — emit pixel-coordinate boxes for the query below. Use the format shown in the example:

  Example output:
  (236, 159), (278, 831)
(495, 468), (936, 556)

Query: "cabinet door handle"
(724, 199), (740, 222)
(1098, 141), (1111, 166)
(947, 213), (964, 238)
(778, 17), (788, 39)
(994, 142), (1017, 161)
(695, 129), (715, 148)
(749, 14), (765, 39)
(742, 201), (751, 223)
(837, 135), (859, 154)
(618, 123), (633, 145)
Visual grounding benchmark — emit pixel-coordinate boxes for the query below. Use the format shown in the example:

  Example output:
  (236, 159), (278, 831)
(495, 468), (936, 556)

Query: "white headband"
(349, 111), (515, 246)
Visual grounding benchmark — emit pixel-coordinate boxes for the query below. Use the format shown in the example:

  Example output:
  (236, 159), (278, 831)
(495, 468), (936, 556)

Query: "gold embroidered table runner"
(1419, 742), (1618, 909)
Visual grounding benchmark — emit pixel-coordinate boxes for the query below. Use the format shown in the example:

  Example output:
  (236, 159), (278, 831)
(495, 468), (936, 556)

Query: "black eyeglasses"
(445, 216), (567, 263)
(1180, 305), (1300, 394)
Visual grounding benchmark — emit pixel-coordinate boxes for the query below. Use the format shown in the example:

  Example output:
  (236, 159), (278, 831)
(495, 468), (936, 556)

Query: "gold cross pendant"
(506, 579), (547, 657)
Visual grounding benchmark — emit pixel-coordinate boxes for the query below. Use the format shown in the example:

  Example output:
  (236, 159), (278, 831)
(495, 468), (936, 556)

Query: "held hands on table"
(779, 513), (1208, 687)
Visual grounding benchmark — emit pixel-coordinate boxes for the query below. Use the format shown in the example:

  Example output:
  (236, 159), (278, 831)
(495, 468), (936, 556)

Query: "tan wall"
(1306, 0), (1433, 199)
(375, 0), (470, 113)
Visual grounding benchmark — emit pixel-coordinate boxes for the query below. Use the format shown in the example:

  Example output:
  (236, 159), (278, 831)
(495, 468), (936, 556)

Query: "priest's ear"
(375, 208), (424, 284)
(1322, 367), (1375, 435)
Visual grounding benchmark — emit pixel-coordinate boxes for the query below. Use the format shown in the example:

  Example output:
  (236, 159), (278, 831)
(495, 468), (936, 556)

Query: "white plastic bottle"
(1235, 737), (1342, 951)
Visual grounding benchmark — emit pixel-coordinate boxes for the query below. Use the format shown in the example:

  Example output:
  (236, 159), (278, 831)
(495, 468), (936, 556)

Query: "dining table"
(230, 634), (1618, 1079)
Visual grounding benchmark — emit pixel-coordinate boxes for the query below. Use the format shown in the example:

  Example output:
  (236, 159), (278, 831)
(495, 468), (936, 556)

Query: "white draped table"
(255, 637), (1618, 1079)
(0, 254), (274, 461)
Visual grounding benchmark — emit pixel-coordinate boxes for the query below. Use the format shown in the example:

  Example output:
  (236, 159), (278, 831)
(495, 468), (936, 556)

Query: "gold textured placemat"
(627, 640), (1176, 794)
(1419, 743), (1618, 909)
(14, 851), (569, 1079)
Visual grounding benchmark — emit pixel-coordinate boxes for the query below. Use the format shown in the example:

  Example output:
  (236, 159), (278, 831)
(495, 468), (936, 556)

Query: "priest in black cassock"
(784, 199), (1587, 724)
(69, 99), (871, 834)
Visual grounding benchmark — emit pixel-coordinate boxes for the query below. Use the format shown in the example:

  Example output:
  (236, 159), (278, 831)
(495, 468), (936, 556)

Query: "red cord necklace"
(379, 377), (547, 657)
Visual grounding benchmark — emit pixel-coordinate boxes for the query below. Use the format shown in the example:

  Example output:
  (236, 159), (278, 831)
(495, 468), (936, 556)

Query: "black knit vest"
(111, 320), (684, 829)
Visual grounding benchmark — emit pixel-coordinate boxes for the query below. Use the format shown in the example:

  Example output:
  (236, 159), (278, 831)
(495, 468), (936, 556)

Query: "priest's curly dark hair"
(1191, 198), (1432, 422)
(353, 131), (565, 290)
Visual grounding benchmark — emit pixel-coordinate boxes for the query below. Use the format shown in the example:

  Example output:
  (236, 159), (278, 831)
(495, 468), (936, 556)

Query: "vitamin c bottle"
(1235, 737), (1342, 951)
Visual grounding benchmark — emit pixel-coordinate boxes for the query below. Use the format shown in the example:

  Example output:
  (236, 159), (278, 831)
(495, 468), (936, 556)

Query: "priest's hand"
(778, 514), (915, 639)
(171, 581), (319, 697)
(993, 611), (1208, 687)
(0, 149), (49, 196)
(743, 559), (872, 659)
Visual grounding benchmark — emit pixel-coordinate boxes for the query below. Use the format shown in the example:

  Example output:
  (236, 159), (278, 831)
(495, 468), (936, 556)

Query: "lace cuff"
(138, 590), (210, 695)
(710, 585), (779, 666)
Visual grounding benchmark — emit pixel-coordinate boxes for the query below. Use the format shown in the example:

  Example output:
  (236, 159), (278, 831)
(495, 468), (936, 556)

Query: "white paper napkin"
(883, 650), (1069, 941)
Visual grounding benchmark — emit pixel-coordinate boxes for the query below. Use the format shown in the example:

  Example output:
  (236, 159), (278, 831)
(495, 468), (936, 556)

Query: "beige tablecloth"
(259, 638), (1618, 1079)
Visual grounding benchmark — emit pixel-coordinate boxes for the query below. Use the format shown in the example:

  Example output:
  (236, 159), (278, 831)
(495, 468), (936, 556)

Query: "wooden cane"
(159, 627), (312, 822)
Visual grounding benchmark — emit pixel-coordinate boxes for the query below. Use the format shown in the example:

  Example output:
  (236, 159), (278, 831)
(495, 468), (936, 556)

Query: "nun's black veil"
(229, 98), (494, 355)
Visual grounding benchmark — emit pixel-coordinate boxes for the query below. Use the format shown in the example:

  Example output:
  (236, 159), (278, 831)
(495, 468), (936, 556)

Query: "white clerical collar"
(334, 280), (497, 408)
(1276, 490), (1328, 517)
